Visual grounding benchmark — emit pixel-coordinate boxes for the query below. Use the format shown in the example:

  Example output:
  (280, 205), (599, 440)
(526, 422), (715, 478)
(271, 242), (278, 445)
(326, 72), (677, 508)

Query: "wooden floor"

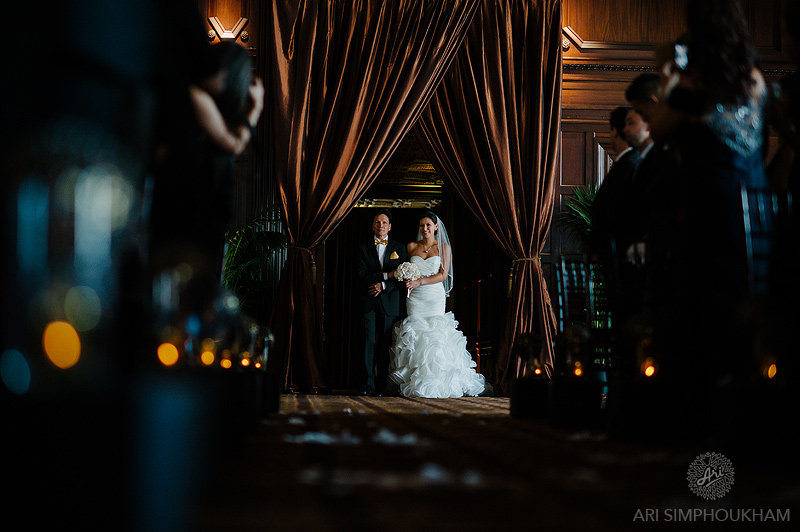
(187, 394), (799, 531)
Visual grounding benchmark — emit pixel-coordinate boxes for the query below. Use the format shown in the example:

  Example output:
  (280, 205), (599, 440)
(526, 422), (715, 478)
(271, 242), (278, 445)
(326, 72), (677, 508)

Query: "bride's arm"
(440, 242), (451, 277)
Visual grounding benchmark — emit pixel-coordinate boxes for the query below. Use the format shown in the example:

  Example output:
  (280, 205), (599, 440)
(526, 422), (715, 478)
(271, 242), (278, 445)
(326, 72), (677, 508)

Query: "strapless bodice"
(406, 255), (444, 318)
(410, 255), (441, 277)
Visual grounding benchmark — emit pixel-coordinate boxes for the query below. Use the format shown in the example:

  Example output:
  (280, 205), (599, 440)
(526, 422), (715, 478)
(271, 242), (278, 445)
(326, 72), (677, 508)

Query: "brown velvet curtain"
(267, 0), (480, 392)
(414, 0), (562, 394)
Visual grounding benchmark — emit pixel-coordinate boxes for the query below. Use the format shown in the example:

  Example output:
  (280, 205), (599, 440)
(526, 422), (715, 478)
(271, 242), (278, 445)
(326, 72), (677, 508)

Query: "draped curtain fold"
(414, 0), (562, 394)
(267, 0), (480, 392)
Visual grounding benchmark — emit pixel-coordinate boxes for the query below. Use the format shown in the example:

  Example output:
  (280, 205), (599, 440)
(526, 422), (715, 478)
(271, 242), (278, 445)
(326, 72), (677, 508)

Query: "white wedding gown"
(388, 255), (486, 398)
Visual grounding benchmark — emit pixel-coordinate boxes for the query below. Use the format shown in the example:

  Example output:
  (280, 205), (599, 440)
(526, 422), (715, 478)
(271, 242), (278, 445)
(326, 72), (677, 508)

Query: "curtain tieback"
(288, 245), (317, 284)
(507, 256), (541, 298)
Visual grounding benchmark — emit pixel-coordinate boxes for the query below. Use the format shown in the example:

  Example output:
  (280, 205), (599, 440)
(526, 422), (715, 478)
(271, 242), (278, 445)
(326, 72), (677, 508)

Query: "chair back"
(740, 185), (792, 295)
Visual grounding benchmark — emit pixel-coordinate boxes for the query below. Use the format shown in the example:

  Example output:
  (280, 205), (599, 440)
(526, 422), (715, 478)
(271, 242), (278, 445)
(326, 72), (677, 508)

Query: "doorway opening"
(321, 134), (507, 392)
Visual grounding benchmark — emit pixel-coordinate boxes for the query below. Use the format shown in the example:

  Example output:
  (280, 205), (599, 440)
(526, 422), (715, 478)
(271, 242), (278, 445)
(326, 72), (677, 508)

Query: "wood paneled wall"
(195, 0), (796, 388)
(548, 0), (796, 297)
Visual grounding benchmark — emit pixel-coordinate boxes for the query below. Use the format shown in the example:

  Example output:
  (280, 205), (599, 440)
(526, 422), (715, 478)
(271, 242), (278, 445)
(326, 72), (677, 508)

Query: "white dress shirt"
(375, 238), (386, 264)
(375, 238), (388, 287)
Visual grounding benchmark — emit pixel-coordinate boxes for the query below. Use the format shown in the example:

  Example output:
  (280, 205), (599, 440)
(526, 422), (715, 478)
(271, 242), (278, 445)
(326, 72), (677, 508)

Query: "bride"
(386, 211), (488, 398)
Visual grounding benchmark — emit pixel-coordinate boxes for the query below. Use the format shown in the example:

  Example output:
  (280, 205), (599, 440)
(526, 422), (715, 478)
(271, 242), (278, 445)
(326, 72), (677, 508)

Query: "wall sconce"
(208, 16), (249, 42)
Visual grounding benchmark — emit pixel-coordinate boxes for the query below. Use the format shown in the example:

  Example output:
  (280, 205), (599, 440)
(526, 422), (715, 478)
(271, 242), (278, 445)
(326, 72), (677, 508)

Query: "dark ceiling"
(358, 134), (444, 209)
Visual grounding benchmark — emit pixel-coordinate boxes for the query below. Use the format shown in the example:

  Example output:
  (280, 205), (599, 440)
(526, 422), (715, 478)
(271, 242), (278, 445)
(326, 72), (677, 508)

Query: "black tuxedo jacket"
(590, 147), (640, 259)
(356, 238), (408, 317)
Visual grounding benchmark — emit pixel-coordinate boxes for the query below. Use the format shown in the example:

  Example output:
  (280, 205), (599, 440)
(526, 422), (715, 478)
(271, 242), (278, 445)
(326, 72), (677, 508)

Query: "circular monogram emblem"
(687, 452), (735, 500)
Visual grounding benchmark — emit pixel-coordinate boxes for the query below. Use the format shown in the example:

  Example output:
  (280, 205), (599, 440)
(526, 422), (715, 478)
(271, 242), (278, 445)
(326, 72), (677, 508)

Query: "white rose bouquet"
(394, 262), (421, 281)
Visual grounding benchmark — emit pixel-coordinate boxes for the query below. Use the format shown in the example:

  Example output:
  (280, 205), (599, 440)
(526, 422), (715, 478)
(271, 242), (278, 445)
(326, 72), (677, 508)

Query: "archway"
(321, 134), (508, 392)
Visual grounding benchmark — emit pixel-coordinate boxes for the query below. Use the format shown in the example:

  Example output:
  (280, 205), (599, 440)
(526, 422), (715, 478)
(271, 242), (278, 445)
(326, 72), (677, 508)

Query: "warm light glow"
(200, 351), (215, 366)
(574, 368), (583, 377)
(157, 342), (180, 366)
(43, 321), (81, 369)
(641, 357), (657, 377)
(254, 361), (262, 369)
(241, 357), (250, 367)
(767, 363), (777, 379)
(534, 368), (542, 375)
(220, 358), (232, 369)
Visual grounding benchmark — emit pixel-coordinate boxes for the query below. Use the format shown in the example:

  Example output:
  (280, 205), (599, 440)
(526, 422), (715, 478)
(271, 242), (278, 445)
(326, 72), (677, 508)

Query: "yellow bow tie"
(375, 239), (388, 246)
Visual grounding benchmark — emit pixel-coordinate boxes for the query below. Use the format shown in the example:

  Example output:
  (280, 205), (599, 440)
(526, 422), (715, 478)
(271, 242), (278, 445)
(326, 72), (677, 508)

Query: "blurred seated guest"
(623, 73), (682, 268)
(664, 0), (769, 294)
(659, 0), (770, 393)
(149, 41), (264, 314)
(621, 76), (682, 322)
(626, 71), (684, 147)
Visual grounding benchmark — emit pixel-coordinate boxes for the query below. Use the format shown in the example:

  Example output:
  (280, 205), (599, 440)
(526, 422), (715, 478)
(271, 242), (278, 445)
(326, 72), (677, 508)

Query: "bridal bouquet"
(394, 262), (421, 281)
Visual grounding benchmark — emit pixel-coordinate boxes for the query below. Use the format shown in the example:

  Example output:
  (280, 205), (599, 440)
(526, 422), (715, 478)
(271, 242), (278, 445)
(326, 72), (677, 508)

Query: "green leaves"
(557, 184), (598, 252)
(222, 207), (288, 306)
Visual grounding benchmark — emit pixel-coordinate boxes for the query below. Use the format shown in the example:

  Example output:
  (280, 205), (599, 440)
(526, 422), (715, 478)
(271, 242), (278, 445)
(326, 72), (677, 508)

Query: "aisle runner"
(190, 395), (798, 532)
(282, 394), (511, 417)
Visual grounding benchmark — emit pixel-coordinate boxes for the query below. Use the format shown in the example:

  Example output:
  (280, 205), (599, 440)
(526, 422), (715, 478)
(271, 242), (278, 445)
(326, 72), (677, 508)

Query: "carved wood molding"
(762, 68), (798, 77)
(564, 62), (795, 77)
(208, 16), (248, 41)
(564, 63), (655, 72)
(562, 26), (652, 52)
(206, 0), (251, 42)
(563, 23), (794, 73)
(354, 198), (442, 209)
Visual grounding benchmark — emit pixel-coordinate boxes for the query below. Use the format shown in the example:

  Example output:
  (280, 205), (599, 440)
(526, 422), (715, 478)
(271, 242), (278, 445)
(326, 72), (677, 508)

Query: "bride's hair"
(421, 210), (438, 223)
(421, 210), (439, 234)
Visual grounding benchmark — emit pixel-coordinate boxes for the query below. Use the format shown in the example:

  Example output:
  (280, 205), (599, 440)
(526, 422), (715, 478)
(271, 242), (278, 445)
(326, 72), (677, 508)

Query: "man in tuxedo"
(356, 209), (407, 396)
(619, 106), (656, 258)
(599, 73), (682, 381)
(590, 106), (640, 276)
(624, 73), (681, 315)
(586, 105), (655, 376)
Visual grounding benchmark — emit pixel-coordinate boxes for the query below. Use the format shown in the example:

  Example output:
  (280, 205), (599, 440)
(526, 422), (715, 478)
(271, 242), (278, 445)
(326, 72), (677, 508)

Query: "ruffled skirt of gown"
(388, 257), (485, 398)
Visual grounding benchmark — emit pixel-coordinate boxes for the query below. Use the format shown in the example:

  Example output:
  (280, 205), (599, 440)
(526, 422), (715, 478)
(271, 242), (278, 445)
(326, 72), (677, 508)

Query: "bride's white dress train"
(388, 255), (486, 398)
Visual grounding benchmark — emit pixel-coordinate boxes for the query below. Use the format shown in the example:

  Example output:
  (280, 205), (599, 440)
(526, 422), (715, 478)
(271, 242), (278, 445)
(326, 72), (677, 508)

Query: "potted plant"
(554, 183), (612, 363)
(557, 183), (599, 253)
(222, 206), (288, 314)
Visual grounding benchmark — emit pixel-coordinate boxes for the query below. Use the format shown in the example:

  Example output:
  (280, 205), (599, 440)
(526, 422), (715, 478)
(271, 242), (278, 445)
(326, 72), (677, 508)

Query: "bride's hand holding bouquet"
(394, 262), (421, 297)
